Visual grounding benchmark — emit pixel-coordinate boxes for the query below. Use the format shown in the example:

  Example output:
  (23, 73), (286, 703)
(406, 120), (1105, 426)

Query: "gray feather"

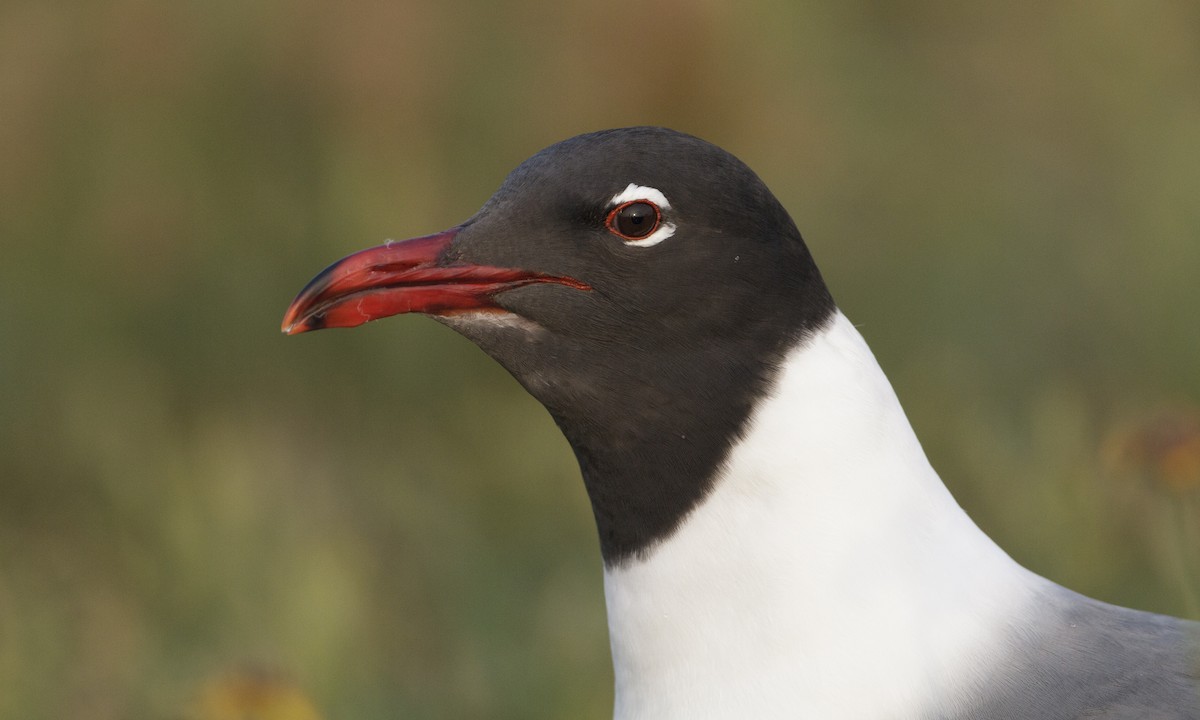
(953, 583), (1200, 719)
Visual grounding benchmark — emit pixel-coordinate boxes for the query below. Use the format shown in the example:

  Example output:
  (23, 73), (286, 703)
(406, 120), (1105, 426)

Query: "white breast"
(602, 312), (1042, 720)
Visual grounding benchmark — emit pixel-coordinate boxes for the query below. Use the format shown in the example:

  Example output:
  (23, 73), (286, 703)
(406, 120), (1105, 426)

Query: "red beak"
(281, 228), (590, 335)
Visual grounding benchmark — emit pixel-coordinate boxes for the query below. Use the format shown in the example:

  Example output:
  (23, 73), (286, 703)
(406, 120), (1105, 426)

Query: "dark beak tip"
(280, 313), (324, 336)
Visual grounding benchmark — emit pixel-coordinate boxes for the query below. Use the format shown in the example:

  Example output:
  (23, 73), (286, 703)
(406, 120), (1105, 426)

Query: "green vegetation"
(2, 1), (1197, 717)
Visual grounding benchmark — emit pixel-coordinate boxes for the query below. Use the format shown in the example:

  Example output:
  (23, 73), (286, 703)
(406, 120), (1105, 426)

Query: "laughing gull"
(283, 127), (1199, 719)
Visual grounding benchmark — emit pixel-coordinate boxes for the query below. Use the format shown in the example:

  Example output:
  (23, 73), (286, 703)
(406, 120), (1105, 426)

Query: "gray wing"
(953, 583), (1200, 719)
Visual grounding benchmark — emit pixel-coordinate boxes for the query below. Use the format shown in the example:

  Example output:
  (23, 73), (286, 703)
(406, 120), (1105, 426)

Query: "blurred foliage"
(191, 668), (323, 720)
(2, 0), (1199, 718)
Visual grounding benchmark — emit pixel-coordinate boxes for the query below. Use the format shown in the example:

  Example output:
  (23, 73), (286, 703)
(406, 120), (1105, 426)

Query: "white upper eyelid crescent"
(609, 183), (672, 210)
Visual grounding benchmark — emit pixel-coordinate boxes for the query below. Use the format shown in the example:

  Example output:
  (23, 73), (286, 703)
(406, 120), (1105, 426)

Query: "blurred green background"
(2, 1), (1199, 718)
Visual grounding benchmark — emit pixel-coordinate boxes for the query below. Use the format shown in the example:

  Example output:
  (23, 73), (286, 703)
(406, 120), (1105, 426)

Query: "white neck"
(602, 312), (1040, 720)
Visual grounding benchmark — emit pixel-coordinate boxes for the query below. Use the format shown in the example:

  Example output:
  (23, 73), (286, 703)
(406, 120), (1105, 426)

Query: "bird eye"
(607, 201), (661, 240)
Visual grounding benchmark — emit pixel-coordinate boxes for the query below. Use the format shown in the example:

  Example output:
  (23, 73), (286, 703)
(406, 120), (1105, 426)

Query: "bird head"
(282, 127), (835, 561)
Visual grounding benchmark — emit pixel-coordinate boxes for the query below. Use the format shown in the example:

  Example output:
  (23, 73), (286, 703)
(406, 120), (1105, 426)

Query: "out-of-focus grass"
(1, 1), (1198, 718)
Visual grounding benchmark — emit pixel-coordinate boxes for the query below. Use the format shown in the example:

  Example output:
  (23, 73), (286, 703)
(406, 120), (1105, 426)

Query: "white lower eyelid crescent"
(624, 222), (676, 248)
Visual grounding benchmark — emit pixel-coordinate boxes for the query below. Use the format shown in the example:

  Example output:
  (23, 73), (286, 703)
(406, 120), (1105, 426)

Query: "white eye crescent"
(607, 184), (677, 247)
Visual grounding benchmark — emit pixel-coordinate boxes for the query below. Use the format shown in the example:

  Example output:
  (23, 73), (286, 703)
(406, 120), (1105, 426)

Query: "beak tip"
(281, 306), (329, 335)
(280, 309), (307, 335)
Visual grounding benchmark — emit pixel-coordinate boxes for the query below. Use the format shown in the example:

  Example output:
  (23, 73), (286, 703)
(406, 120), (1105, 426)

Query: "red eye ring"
(605, 200), (662, 240)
